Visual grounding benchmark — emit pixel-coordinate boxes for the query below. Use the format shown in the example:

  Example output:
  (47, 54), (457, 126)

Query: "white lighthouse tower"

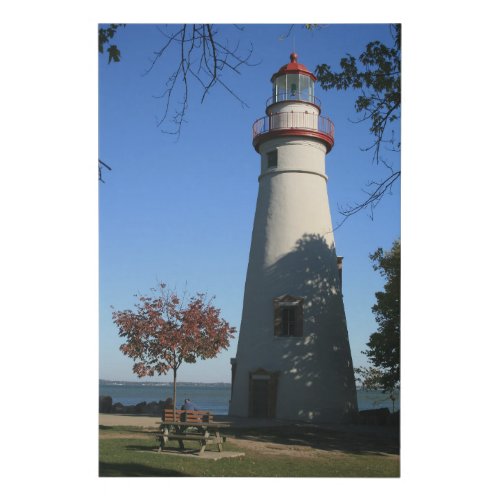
(229, 54), (358, 423)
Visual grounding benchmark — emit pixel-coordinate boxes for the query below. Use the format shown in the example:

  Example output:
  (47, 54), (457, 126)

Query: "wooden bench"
(157, 409), (228, 454)
(163, 409), (213, 423)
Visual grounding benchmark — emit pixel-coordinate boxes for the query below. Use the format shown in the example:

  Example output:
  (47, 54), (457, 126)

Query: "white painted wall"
(267, 101), (320, 116)
(229, 133), (358, 424)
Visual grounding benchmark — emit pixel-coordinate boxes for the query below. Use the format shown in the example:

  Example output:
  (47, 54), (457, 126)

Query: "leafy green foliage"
(314, 25), (401, 224)
(363, 239), (400, 393)
(315, 24), (400, 162)
(354, 366), (385, 391)
(98, 24), (126, 64)
(354, 366), (399, 412)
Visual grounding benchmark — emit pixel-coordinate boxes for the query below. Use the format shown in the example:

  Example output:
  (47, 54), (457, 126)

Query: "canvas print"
(99, 23), (400, 477)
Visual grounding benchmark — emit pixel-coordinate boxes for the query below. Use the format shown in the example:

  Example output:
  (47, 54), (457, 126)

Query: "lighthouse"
(229, 53), (358, 423)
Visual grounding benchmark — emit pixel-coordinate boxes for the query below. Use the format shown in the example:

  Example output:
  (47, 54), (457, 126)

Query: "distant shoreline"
(99, 379), (231, 387)
(100, 379), (375, 391)
(101, 379), (373, 391)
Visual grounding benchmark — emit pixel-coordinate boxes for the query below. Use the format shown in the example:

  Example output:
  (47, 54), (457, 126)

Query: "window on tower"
(267, 150), (278, 168)
(287, 74), (299, 99)
(273, 296), (303, 337)
(281, 306), (296, 336)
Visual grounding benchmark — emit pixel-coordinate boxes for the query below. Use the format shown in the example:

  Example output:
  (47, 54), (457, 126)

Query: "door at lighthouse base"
(249, 370), (278, 418)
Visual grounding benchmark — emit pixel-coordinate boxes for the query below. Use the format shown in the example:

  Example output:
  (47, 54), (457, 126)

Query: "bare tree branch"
(334, 167), (400, 230)
(278, 24), (295, 40)
(98, 159), (112, 183)
(142, 24), (256, 137)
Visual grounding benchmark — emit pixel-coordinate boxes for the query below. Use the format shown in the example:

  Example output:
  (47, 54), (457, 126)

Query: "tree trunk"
(173, 367), (177, 421)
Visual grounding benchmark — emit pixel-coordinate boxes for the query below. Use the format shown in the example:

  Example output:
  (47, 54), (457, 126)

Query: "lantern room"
(253, 53), (334, 153)
(270, 52), (317, 106)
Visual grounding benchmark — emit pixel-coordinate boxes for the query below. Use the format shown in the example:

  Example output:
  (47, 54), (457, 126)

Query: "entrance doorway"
(251, 379), (269, 417)
(249, 369), (278, 418)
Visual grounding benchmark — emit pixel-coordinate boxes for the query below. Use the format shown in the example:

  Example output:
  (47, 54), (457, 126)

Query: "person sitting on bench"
(181, 398), (199, 411)
(180, 398), (201, 424)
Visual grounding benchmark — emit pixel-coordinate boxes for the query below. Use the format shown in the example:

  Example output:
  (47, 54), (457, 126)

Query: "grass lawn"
(99, 424), (400, 477)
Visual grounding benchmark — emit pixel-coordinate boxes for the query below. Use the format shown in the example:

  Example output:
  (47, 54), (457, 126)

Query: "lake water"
(100, 381), (231, 414)
(100, 380), (399, 414)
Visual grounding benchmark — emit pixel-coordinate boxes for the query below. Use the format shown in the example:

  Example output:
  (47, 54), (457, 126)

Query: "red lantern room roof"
(271, 53), (317, 82)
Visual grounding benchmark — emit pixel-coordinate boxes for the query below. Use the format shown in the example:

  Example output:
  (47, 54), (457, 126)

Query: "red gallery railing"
(252, 111), (334, 141)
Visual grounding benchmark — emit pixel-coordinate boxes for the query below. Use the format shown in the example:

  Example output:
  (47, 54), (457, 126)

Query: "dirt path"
(100, 414), (160, 428)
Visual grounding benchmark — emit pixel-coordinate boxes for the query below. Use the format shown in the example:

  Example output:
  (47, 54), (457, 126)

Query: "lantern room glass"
(273, 74), (314, 104)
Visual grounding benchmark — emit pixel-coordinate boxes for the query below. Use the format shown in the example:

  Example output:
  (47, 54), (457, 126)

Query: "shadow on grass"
(125, 443), (163, 452)
(99, 425), (157, 435)
(226, 425), (399, 456)
(99, 461), (190, 477)
(125, 443), (207, 456)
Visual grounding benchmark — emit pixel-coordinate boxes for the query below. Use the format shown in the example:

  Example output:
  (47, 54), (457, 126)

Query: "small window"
(274, 296), (303, 337)
(281, 306), (296, 336)
(286, 74), (299, 100)
(267, 150), (278, 168)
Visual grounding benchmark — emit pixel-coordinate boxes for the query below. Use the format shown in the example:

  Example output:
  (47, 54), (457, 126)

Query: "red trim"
(270, 53), (317, 82)
(253, 129), (334, 153)
(271, 68), (316, 82)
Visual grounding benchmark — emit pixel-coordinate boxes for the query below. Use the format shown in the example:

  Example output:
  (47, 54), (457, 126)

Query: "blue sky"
(99, 24), (400, 383)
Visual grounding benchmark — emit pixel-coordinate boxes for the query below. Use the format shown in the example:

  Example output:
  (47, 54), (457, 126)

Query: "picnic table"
(157, 409), (230, 455)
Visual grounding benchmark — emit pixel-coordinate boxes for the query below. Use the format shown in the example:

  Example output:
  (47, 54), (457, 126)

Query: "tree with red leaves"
(112, 283), (236, 415)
